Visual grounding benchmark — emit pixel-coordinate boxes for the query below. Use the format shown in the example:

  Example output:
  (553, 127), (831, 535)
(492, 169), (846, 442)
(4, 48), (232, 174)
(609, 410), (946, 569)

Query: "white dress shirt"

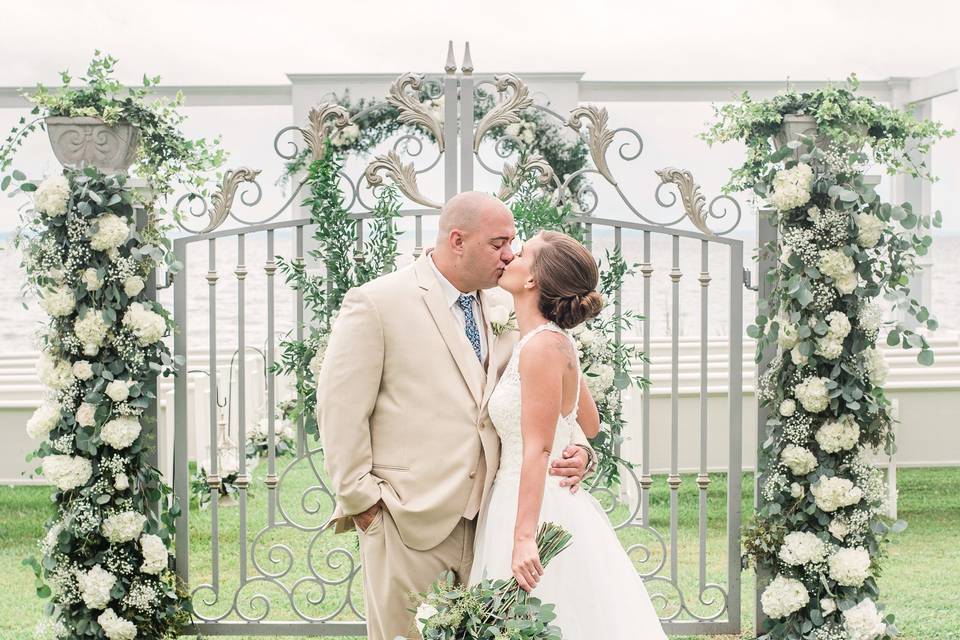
(429, 253), (487, 363)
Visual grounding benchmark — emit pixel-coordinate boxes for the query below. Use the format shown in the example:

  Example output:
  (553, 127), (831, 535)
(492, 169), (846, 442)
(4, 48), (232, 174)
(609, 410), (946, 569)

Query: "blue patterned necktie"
(457, 293), (483, 362)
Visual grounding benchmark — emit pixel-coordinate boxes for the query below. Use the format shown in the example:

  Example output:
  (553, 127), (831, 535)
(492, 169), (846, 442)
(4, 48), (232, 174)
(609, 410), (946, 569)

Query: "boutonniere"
(489, 305), (518, 336)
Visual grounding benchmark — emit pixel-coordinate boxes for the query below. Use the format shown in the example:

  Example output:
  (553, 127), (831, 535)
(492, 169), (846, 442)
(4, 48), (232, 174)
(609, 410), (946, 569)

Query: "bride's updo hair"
(530, 231), (603, 330)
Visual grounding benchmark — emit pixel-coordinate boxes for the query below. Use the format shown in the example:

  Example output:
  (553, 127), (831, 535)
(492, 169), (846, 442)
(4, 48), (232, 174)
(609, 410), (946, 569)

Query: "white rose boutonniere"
(488, 305), (517, 336)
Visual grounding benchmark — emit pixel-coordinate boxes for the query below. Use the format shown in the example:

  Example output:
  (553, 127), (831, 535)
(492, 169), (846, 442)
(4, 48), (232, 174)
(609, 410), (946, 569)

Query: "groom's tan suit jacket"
(316, 251), (591, 552)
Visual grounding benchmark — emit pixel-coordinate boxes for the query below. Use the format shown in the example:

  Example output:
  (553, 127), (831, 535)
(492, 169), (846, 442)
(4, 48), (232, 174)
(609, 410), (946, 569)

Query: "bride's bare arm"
(513, 332), (569, 591)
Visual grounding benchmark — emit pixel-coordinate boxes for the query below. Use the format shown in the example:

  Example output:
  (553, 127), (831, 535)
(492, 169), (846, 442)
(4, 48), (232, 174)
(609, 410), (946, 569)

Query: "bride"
(469, 230), (667, 639)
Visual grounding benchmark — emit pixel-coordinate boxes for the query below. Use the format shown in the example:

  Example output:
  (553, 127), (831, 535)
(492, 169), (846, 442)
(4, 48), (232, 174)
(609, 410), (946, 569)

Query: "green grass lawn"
(1, 465), (957, 639)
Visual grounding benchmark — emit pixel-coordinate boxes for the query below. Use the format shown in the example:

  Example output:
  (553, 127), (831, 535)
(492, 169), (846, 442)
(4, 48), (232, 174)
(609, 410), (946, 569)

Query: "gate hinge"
(743, 267), (758, 292)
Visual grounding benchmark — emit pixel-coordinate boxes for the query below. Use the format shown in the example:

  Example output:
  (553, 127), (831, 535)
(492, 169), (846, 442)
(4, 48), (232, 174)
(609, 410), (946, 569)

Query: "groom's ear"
(449, 229), (466, 255)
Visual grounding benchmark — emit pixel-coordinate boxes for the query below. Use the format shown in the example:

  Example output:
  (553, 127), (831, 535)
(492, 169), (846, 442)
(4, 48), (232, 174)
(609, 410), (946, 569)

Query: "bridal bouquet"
(410, 523), (571, 640)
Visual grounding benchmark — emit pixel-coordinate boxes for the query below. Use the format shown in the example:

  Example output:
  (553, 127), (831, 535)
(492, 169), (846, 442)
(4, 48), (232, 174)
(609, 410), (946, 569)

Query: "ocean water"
(1, 228), (957, 356)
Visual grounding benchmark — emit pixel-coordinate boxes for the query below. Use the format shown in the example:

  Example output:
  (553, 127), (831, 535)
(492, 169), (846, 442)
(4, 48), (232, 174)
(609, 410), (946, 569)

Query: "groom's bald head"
(433, 191), (516, 291)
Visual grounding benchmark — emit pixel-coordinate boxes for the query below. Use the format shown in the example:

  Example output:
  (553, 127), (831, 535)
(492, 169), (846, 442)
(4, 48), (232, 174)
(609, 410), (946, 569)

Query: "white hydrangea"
(816, 415), (860, 453)
(779, 399), (797, 417)
(854, 213), (886, 248)
(101, 511), (146, 543)
(89, 213), (130, 251)
(768, 163), (815, 212)
(818, 248), (859, 294)
(33, 616), (68, 640)
(825, 311), (852, 338)
(586, 363), (615, 399)
(74, 310), (110, 355)
(794, 376), (831, 413)
(834, 272), (860, 295)
(123, 276), (145, 297)
(857, 301), (883, 336)
(816, 335), (844, 360)
(72, 360), (94, 380)
(121, 302), (166, 346)
(42, 455), (93, 491)
(863, 347), (889, 386)
(139, 534), (169, 575)
(760, 574), (810, 619)
(812, 476), (864, 512)
(105, 379), (131, 402)
(843, 598), (887, 640)
(37, 354), (75, 390)
(40, 285), (76, 317)
(778, 531), (828, 566)
(82, 268), (102, 291)
(76, 402), (97, 427)
(828, 546), (872, 586)
(77, 564), (115, 610)
(26, 401), (61, 439)
(97, 608), (138, 640)
(100, 416), (142, 449)
(781, 445), (818, 476)
(33, 175), (70, 217)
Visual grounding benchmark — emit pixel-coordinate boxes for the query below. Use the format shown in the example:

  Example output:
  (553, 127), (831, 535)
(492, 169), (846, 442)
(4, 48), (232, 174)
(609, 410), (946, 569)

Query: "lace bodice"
(487, 322), (581, 481)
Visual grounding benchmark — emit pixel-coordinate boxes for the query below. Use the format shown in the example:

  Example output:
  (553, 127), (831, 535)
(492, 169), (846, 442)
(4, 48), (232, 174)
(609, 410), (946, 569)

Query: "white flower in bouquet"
(862, 347), (889, 386)
(76, 402), (97, 427)
(97, 608), (137, 640)
(123, 276), (145, 297)
(790, 345), (809, 367)
(139, 533), (169, 574)
(330, 123), (359, 148)
(825, 311), (852, 338)
(828, 546), (871, 586)
(520, 123), (536, 145)
(308, 340), (330, 377)
(40, 285), (76, 317)
(585, 363), (615, 399)
(75, 309), (109, 354)
(90, 213), (130, 251)
(77, 564), (116, 609)
(818, 248), (858, 294)
(812, 476), (864, 512)
(505, 122), (522, 138)
(857, 301), (882, 337)
(100, 416), (141, 449)
(820, 597), (837, 615)
(81, 268), (102, 291)
(768, 163), (815, 211)
(101, 511), (146, 543)
(843, 598), (887, 640)
(828, 517), (850, 541)
(793, 376), (831, 413)
(37, 354), (75, 390)
(33, 175), (70, 217)
(781, 444), (818, 476)
(778, 531), (827, 566)
(114, 474), (130, 491)
(415, 602), (439, 635)
(106, 379), (132, 402)
(33, 616), (67, 640)
(41, 454), (93, 490)
(854, 213), (886, 248)
(122, 302), (166, 346)
(72, 360), (94, 380)
(815, 335), (844, 360)
(26, 401), (61, 439)
(815, 415), (860, 453)
(790, 482), (805, 498)
(776, 316), (798, 349)
(834, 272), (859, 295)
(760, 574), (810, 619)
(779, 398), (797, 417)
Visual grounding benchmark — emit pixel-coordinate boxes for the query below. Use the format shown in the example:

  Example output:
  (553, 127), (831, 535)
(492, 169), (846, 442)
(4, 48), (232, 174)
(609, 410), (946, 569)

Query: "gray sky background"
(1, 0), (958, 234)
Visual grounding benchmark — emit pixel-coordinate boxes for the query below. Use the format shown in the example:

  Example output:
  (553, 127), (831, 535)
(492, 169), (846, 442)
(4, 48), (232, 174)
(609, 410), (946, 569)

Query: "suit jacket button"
(469, 470), (477, 478)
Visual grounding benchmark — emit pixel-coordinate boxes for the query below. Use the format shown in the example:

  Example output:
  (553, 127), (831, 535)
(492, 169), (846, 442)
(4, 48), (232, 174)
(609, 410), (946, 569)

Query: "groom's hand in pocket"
(353, 501), (382, 532)
(550, 446), (589, 494)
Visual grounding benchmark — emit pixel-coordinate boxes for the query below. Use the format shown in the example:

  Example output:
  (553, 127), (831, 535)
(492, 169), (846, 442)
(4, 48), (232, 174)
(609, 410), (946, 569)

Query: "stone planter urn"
(45, 116), (140, 173)
(772, 114), (867, 163)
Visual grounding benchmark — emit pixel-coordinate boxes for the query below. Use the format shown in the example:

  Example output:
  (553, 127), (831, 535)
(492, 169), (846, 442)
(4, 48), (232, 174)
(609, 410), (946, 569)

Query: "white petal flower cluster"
(101, 511), (147, 543)
(862, 347), (889, 386)
(72, 360), (94, 380)
(760, 574), (810, 619)
(90, 213), (130, 251)
(97, 608), (138, 640)
(330, 123), (360, 148)
(27, 401), (61, 439)
(82, 268), (102, 291)
(794, 376), (831, 413)
(779, 398), (797, 417)
(100, 416), (142, 449)
(41, 455), (93, 490)
(854, 213), (886, 248)
(768, 163), (814, 211)
(857, 301), (883, 338)
(818, 248), (859, 295)
(812, 476), (864, 512)
(123, 276), (145, 297)
(122, 302), (166, 346)
(76, 402), (97, 427)
(778, 531), (827, 566)
(815, 414), (860, 453)
(37, 354), (75, 390)
(776, 314), (798, 349)
(828, 518), (850, 541)
(106, 379), (132, 402)
(74, 310), (110, 355)
(585, 363), (615, 399)
(40, 285), (76, 317)
(820, 597), (837, 615)
(843, 598), (887, 640)
(139, 534), (169, 574)
(77, 564), (116, 609)
(828, 546), (871, 586)
(781, 444), (818, 476)
(308, 334), (330, 378)
(33, 175), (71, 217)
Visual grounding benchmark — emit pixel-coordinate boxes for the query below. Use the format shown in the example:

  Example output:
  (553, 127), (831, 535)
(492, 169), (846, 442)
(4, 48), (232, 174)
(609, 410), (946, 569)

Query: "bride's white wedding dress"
(470, 321), (667, 639)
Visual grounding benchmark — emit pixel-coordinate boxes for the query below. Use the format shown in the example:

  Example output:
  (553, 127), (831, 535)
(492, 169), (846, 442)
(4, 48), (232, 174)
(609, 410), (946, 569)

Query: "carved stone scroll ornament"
(654, 167), (715, 237)
(473, 74), (534, 153)
(567, 105), (616, 186)
(300, 104), (353, 161)
(200, 167), (263, 233)
(497, 154), (557, 202)
(364, 150), (441, 209)
(386, 73), (446, 152)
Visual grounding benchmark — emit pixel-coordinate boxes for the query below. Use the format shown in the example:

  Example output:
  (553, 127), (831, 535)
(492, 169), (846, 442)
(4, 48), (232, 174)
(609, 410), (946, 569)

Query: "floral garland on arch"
(704, 79), (953, 640)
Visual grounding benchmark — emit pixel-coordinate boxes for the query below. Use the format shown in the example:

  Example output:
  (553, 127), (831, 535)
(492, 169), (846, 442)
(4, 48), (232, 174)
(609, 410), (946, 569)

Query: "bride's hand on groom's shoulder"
(511, 537), (543, 592)
(352, 501), (382, 532)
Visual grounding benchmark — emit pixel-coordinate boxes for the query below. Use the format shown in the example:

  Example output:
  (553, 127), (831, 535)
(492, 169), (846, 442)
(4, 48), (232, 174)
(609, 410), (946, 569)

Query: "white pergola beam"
(907, 67), (960, 103)
(0, 84), (292, 109)
(579, 80), (894, 103)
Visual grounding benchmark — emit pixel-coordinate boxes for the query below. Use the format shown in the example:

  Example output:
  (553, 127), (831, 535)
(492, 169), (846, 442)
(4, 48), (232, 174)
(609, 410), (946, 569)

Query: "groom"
(316, 191), (595, 640)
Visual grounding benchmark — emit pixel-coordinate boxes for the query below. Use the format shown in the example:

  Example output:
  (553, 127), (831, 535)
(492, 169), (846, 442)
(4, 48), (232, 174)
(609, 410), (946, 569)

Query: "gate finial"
(445, 41), (457, 74)
(462, 42), (474, 74)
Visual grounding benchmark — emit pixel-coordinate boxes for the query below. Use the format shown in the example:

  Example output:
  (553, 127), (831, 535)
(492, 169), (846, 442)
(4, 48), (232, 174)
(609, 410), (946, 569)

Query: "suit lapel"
(479, 289), (501, 410)
(415, 254), (485, 407)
